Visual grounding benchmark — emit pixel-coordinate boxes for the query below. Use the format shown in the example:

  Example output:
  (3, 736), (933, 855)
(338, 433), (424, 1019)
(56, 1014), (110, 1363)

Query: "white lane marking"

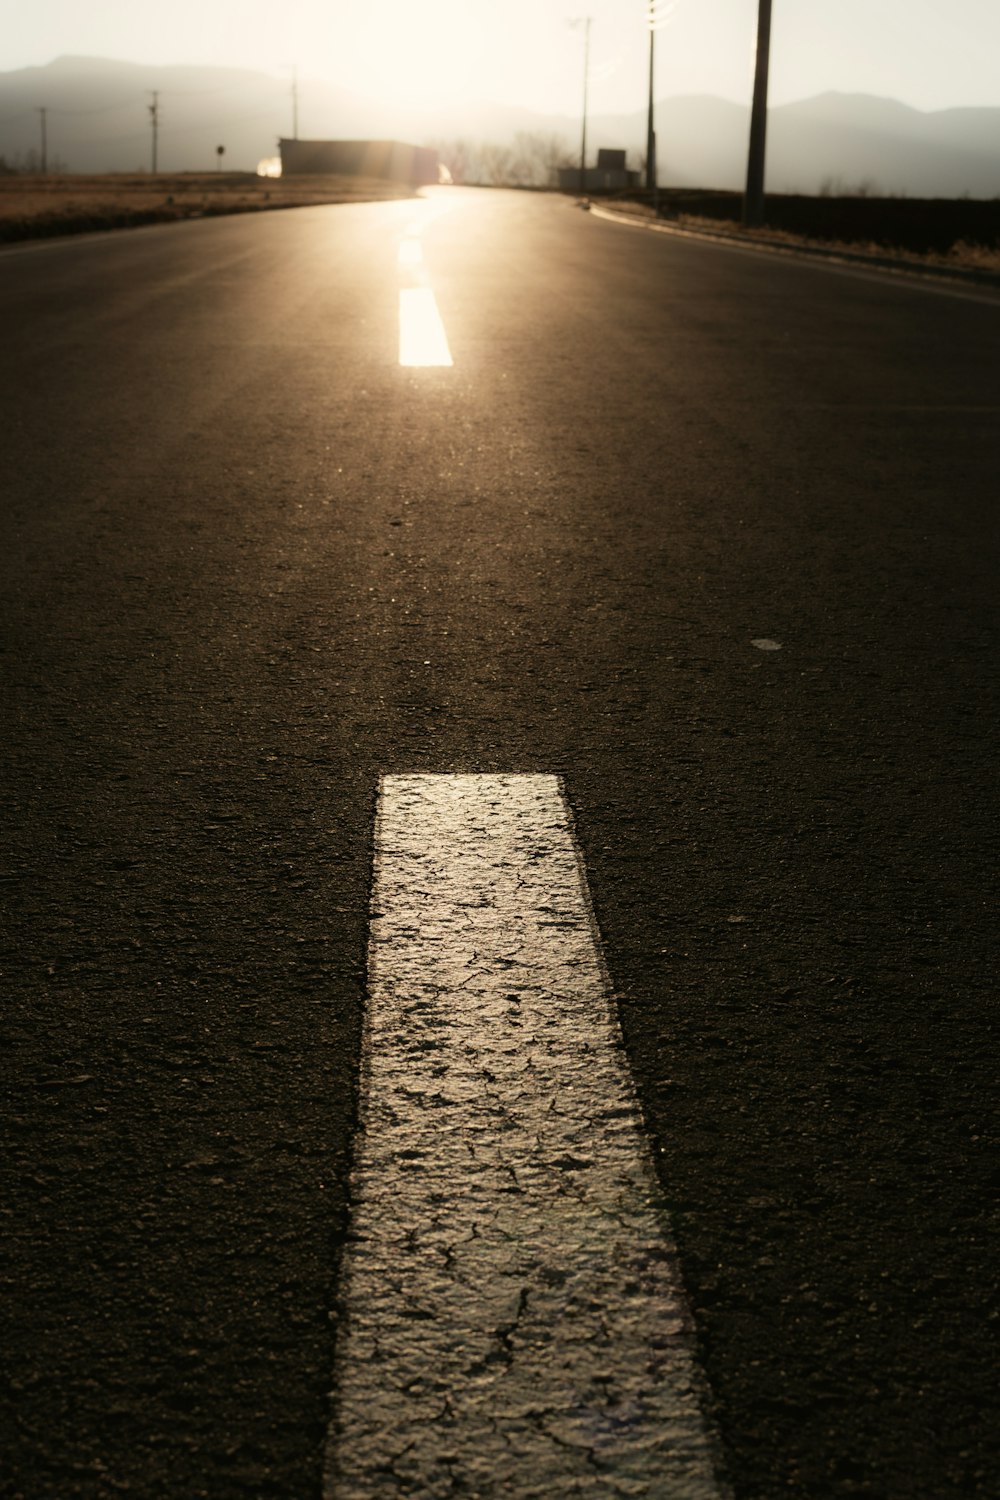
(751, 638), (782, 651)
(325, 773), (727, 1498)
(398, 285), (453, 367)
(404, 199), (453, 239)
(397, 236), (423, 272)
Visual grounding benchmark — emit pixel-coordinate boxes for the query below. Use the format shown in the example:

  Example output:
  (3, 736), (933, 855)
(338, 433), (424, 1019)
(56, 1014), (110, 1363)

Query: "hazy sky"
(5, 0), (999, 117)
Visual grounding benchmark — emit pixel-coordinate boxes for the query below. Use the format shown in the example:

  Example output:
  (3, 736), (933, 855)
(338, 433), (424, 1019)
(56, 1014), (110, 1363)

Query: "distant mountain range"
(2, 55), (998, 198)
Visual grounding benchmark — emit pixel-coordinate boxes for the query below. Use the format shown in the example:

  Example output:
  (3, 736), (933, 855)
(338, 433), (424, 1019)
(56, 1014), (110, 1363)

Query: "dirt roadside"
(0, 172), (415, 243)
(592, 197), (1000, 287)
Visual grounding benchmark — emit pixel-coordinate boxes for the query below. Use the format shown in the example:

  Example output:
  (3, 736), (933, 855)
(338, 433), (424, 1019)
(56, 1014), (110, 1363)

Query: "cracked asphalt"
(2, 187), (998, 1498)
(329, 775), (722, 1497)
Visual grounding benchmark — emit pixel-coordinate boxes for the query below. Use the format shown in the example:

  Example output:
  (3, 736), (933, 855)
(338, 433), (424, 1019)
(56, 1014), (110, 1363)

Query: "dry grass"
(941, 238), (1000, 272)
(0, 172), (416, 241)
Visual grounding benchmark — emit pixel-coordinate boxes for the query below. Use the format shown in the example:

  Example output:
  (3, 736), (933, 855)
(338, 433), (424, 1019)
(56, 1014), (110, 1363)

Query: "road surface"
(3, 187), (998, 1497)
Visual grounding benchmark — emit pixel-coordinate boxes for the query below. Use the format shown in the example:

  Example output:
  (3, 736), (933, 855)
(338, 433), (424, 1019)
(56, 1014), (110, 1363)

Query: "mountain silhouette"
(2, 56), (997, 197)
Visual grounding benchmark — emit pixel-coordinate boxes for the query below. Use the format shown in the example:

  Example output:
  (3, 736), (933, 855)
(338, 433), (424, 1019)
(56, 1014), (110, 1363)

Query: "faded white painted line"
(398, 286), (453, 367)
(397, 236), (423, 272)
(325, 773), (727, 1498)
(397, 206), (454, 366)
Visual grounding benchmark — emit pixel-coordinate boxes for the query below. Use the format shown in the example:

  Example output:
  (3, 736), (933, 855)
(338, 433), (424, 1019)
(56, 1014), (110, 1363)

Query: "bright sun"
(346, 0), (487, 107)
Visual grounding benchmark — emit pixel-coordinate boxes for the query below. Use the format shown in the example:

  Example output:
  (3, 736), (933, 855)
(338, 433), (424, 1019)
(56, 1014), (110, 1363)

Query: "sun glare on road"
(397, 237), (424, 271)
(397, 201), (454, 367)
(399, 288), (453, 367)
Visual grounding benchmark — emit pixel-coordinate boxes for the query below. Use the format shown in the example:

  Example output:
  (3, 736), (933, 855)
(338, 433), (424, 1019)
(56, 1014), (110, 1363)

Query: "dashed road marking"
(398, 213), (453, 366)
(325, 773), (727, 1497)
(397, 236), (424, 271)
(399, 286), (453, 367)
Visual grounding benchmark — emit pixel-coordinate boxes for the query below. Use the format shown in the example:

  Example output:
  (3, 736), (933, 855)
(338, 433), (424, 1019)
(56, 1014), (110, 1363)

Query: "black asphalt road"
(2, 188), (997, 1499)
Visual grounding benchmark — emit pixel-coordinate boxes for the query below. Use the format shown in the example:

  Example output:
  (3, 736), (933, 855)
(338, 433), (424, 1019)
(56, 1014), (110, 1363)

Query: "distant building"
(278, 138), (439, 186)
(558, 147), (640, 194)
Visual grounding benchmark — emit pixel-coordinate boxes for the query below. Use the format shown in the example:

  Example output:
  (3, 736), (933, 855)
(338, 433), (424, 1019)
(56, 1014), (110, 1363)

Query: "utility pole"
(743, 0), (772, 226)
(646, 4), (676, 210)
(37, 107), (47, 174)
(576, 17), (591, 196)
(291, 65), (299, 140)
(148, 91), (160, 174)
(645, 5), (656, 197)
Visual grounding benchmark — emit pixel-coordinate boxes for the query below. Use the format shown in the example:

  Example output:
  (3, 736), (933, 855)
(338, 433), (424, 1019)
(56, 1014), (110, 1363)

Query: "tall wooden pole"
(743, 0), (772, 226)
(149, 91), (160, 174)
(579, 17), (591, 195)
(645, 22), (656, 194)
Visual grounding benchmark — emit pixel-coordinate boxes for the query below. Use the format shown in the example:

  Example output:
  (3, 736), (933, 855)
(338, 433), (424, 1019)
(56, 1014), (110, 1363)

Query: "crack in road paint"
(324, 773), (728, 1498)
